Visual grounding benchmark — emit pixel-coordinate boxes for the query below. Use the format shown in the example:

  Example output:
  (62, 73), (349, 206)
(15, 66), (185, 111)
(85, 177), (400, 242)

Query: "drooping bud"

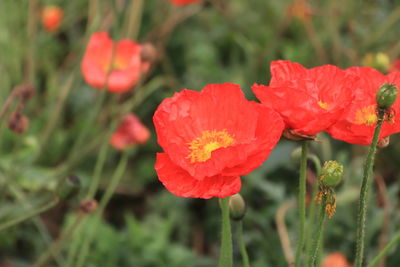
(80, 199), (98, 214)
(229, 194), (246, 221)
(376, 83), (398, 109)
(319, 161), (344, 188)
(57, 175), (81, 201)
(8, 111), (29, 134)
(15, 83), (35, 103)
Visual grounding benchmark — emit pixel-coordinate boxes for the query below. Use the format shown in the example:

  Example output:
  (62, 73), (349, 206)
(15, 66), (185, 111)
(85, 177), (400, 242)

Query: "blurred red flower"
(170, 0), (202, 6)
(110, 114), (150, 150)
(42, 6), (63, 33)
(252, 60), (356, 136)
(81, 32), (148, 93)
(154, 83), (284, 198)
(327, 67), (400, 145)
(322, 252), (351, 267)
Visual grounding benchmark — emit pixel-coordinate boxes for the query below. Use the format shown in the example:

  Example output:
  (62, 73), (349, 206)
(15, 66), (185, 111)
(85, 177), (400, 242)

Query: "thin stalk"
(367, 231), (400, 267)
(305, 155), (322, 264)
(26, 0), (38, 83)
(73, 151), (130, 267)
(0, 197), (58, 232)
(309, 196), (327, 267)
(294, 141), (309, 267)
(237, 221), (250, 267)
(32, 215), (85, 267)
(354, 109), (385, 267)
(218, 197), (233, 267)
(125, 0), (144, 39)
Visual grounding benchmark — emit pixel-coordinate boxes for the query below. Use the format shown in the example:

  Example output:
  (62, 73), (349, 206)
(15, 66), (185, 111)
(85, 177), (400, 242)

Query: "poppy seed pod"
(229, 194), (246, 221)
(319, 161), (344, 188)
(376, 83), (398, 109)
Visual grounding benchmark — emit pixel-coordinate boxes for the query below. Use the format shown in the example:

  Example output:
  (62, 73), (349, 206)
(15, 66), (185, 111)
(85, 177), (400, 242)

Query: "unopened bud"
(140, 43), (157, 63)
(15, 83), (35, 102)
(376, 83), (398, 109)
(8, 111), (29, 134)
(57, 175), (81, 201)
(319, 161), (344, 188)
(80, 199), (98, 214)
(229, 194), (246, 221)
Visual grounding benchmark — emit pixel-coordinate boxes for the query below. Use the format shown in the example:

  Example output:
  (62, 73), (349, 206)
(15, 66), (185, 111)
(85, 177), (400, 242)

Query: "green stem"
(309, 196), (326, 267)
(305, 155), (321, 264)
(74, 151), (130, 267)
(294, 141), (309, 267)
(237, 221), (250, 267)
(367, 231), (400, 267)
(0, 198), (58, 232)
(354, 109), (385, 267)
(32, 215), (85, 267)
(218, 197), (233, 267)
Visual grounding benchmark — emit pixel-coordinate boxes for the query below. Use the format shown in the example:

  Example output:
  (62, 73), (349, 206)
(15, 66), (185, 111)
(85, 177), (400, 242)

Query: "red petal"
(155, 153), (241, 199)
(154, 83), (261, 178)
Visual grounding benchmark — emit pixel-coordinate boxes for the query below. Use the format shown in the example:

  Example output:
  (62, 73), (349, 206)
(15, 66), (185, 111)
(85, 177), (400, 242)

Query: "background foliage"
(1, 0), (400, 266)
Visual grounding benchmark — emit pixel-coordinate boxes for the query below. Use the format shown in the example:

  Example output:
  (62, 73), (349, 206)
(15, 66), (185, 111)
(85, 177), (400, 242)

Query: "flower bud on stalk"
(320, 161), (344, 188)
(316, 161), (344, 218)
(229, 194), (246, 221)
(8, 111), (29, 134)
(376, 83), (398, 109)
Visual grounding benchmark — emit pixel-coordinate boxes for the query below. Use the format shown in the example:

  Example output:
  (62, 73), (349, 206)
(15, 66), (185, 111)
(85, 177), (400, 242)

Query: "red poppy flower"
(154, 83), (284, 198)
(327, 67), (400, 145)
(81, 32), (148, 93)
(42, 6), (63, 33)
(252, 60), (356, 136)
(110, 114), (150, 150)
(322, 252), (351, 267)
(170, 0), (202, 6)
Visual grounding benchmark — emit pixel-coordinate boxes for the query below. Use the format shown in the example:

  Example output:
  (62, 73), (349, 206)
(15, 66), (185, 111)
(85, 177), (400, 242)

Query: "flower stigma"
(187, 130), (235, 163)
(318, 100), (329, 110)
(355, 105), (378, 126)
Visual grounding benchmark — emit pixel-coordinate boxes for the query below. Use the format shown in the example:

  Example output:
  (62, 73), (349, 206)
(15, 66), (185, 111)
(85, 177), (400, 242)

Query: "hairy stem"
(218, 197), (233, 267)
(354, 109), (384, 267)
(294, 141), (309, 267)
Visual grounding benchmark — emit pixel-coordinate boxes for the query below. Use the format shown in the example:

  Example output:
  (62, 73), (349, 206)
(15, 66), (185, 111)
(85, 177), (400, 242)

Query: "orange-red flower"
(42, 6), (63, 33)
(252, 60), (356, 136)
(110, 114), (150, 150)
(322, 252), (351, 267)
(170, 0), (202, 6)
(81, 32), (148, 93)
(327, 67), (400, 145)
(154, 83), (284, 198)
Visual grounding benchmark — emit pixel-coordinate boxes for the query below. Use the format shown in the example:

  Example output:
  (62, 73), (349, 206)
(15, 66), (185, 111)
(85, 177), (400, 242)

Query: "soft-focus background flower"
(1, 0), (400, 266)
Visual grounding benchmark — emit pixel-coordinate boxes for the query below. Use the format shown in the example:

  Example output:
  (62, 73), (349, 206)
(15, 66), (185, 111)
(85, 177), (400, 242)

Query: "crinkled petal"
(155, 153), (241, 199)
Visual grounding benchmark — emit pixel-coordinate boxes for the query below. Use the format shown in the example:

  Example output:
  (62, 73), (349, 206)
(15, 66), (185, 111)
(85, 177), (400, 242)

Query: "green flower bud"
(229, 194), (246, 221)
(319, 161), (344, 188)
(376, 83), (398, 109)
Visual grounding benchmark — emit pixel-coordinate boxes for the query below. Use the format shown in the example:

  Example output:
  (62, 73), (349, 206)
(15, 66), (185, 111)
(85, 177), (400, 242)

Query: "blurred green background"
(1, 0), (400, 266)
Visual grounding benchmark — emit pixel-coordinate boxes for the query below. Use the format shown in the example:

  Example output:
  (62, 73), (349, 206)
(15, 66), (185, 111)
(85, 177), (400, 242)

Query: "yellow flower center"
(355, 105), (377, 126)
(187, 130), (235, 163)
(318, 101), (329, 110)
